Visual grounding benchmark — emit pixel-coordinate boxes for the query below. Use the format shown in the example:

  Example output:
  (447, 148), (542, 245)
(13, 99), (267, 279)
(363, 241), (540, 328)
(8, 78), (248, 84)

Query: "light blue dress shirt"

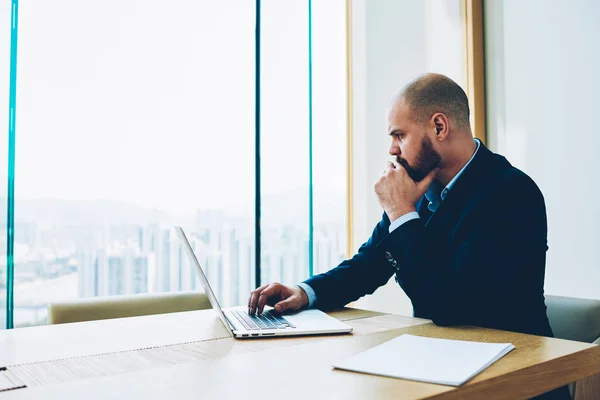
(298, 139), (481, 308)
(387, 138), (481, 232)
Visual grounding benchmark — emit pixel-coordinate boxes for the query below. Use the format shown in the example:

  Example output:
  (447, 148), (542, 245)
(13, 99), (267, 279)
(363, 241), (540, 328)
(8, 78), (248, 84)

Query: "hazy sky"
(0, 0), (346, 214)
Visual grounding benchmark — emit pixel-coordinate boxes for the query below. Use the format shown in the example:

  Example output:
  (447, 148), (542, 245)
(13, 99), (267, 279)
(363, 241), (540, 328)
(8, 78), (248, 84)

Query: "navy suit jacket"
(304, 143), (554, 337)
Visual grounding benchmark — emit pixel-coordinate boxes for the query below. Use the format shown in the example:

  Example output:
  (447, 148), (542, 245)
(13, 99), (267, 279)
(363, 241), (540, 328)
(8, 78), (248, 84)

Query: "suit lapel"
(423, 143), (498, 232)
(417, 196), (433, 224)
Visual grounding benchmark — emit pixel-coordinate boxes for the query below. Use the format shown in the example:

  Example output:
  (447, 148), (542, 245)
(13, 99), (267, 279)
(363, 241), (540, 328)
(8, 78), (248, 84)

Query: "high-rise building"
(77, 249), (96, 298)
(240, 237), (254, 301)
(108, 256), (125, 296)
(132, 255), (149, 294)
(228, 229), (240, 306)
(150, 228), (171, 293)
(95, 249), (108, 296)
(169, 230), (184, 292)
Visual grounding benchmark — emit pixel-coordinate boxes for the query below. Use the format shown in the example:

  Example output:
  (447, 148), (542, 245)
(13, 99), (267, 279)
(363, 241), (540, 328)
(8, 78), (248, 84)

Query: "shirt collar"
(425, 138), (481, 212)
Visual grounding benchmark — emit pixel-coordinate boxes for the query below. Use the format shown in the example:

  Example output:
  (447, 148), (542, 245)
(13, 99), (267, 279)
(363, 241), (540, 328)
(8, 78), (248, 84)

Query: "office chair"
(545, 295), (600, 400)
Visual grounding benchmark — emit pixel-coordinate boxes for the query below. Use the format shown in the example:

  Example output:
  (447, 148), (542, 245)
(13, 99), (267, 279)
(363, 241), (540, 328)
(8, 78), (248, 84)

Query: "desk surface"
(1, 308), (599, 399)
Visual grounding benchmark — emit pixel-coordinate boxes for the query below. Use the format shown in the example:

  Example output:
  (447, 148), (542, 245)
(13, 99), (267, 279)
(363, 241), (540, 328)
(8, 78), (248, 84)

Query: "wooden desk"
(1, 308), (599, 399)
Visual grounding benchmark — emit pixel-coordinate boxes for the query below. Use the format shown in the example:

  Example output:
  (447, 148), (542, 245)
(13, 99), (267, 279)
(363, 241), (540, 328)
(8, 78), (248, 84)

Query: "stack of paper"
(333, 334), (515, 386)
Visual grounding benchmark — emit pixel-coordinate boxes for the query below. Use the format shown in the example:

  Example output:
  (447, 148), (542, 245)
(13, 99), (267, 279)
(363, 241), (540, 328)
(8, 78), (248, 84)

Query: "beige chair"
(48, 291), (212, 325)
(545, 295), (600, 400)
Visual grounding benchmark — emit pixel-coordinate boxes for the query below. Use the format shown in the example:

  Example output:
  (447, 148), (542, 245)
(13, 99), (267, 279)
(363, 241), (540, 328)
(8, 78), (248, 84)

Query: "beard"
(396, 135), (442, 182)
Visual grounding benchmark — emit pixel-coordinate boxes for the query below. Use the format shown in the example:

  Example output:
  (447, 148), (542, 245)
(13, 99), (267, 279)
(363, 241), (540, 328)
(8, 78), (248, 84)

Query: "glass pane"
(14, 0), (255, 327)
(261, 1), (310, 285)
(312, 0), (347, 275)
(0, 2), (11, 330)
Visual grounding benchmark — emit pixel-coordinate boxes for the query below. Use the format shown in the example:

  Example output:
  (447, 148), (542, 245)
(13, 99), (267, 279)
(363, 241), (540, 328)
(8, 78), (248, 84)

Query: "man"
(248, 73), (568, 399)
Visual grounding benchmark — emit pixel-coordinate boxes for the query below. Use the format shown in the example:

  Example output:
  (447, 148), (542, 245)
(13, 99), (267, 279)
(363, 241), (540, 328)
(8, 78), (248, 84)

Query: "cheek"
(405, 140), (421, 157)
(400, 144), (412, 159)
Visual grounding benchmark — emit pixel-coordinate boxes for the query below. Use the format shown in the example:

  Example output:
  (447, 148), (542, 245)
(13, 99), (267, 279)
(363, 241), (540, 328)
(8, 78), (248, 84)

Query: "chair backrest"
(48, 291), (212, 325)
(544, 295), (600, 399)
(545, 295), (600, 344)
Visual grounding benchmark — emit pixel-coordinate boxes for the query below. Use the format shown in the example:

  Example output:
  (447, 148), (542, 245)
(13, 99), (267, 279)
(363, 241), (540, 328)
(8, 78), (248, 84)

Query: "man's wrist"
(387, 206), (417, 222)
(295, 285), (309, 306)
(295, 283), (316, 308)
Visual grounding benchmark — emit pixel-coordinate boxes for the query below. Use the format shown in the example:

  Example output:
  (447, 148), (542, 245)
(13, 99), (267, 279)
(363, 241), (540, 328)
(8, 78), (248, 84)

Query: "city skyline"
(1, 196), (346, 328)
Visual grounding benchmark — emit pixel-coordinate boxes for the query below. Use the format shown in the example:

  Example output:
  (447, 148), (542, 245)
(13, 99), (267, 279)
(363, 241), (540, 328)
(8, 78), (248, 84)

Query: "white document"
(0, 369), (26, 392)
(333, 334), (515, 386)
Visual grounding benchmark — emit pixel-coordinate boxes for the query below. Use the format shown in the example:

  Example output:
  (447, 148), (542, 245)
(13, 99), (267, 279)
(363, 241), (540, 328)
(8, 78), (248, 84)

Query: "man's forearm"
(302, 215), (401, 310)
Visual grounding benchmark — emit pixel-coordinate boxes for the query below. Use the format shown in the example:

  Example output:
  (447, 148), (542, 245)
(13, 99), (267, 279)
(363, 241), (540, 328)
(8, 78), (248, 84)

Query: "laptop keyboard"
(231, 310), (296, 331)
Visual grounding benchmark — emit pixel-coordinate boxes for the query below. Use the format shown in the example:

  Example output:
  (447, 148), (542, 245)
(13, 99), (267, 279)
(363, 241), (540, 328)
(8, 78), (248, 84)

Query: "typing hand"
(248, 282), (308, 315)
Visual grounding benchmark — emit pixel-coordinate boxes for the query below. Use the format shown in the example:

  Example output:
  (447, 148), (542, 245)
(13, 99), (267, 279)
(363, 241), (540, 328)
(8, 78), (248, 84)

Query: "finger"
(389, 162), (410, 184)
(250, 284), (270, 314)
(257, 284), (282, 315)
(248, 284), (269, 315)
(249, 284), (269, 308)
(394, 161), (409, 175)
(381, 162), (395, 177)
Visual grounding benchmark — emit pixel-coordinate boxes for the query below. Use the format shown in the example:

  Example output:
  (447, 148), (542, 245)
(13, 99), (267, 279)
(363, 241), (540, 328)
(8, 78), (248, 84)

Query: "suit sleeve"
(302, 214), (398, 310)
(381, 172), (548, 329)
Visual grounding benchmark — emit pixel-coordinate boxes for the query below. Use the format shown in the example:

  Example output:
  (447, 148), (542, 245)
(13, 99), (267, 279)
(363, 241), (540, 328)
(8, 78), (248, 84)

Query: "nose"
(389, 141), (400, 157)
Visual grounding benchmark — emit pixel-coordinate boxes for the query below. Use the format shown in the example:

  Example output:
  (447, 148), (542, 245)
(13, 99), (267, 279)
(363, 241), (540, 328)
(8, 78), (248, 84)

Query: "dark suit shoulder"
(486, 154), (545, 205)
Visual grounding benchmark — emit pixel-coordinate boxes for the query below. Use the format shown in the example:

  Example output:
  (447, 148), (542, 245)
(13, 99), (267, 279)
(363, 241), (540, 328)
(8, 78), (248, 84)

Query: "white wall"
(485, 0), (600, 300)
(350, 0), (464, 314)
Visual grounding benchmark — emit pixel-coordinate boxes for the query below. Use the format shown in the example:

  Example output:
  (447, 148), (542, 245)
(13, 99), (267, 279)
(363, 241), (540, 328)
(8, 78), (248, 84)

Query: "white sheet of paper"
(0, 369), (26, 392)
(333, 334), (515, 386)
(5, 340), (224, 387)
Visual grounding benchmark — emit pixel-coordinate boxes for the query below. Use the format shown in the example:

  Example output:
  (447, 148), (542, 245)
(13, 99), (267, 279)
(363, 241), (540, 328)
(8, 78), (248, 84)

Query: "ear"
(431, 113), (450, 141)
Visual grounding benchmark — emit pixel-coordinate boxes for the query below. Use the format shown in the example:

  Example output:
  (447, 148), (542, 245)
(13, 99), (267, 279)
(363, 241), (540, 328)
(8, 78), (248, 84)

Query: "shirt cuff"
(296, 282), (317, 308)
(388, 211), (420, 233)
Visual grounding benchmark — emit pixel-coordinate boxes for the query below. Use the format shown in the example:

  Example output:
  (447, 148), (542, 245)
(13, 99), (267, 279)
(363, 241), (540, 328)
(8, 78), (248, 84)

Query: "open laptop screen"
(175, 226), (233, 335)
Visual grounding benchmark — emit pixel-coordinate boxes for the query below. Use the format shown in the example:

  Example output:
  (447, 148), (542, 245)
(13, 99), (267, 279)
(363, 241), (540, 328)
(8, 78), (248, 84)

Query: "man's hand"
(247, 282), (309, 315)
(374, 162), (439, 221)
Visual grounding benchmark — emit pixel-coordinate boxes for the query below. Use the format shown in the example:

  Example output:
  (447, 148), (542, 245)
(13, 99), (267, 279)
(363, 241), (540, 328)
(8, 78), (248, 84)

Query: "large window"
(261, 0), (311, 285)
(12, 1), (255, 327)
(311, 0), (347, 275)
(0, 0), (11, 330)
(4, 1), (347, 328)
(260, 0), (347, 286)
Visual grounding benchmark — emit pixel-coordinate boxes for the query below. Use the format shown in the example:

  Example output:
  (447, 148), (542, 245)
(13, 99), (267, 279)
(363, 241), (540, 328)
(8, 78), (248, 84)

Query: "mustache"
(396, 157), (409, 169)
(395, 156), (419, 180)
(395, 156), (439, 182)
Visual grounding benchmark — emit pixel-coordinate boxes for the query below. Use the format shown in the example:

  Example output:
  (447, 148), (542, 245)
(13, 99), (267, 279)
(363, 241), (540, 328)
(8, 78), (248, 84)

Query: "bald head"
(391, 73), (471, 130)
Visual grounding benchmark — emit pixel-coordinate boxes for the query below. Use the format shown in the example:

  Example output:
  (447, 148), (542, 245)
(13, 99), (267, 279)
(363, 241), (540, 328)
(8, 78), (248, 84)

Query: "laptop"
(175, 226), (353, 339)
